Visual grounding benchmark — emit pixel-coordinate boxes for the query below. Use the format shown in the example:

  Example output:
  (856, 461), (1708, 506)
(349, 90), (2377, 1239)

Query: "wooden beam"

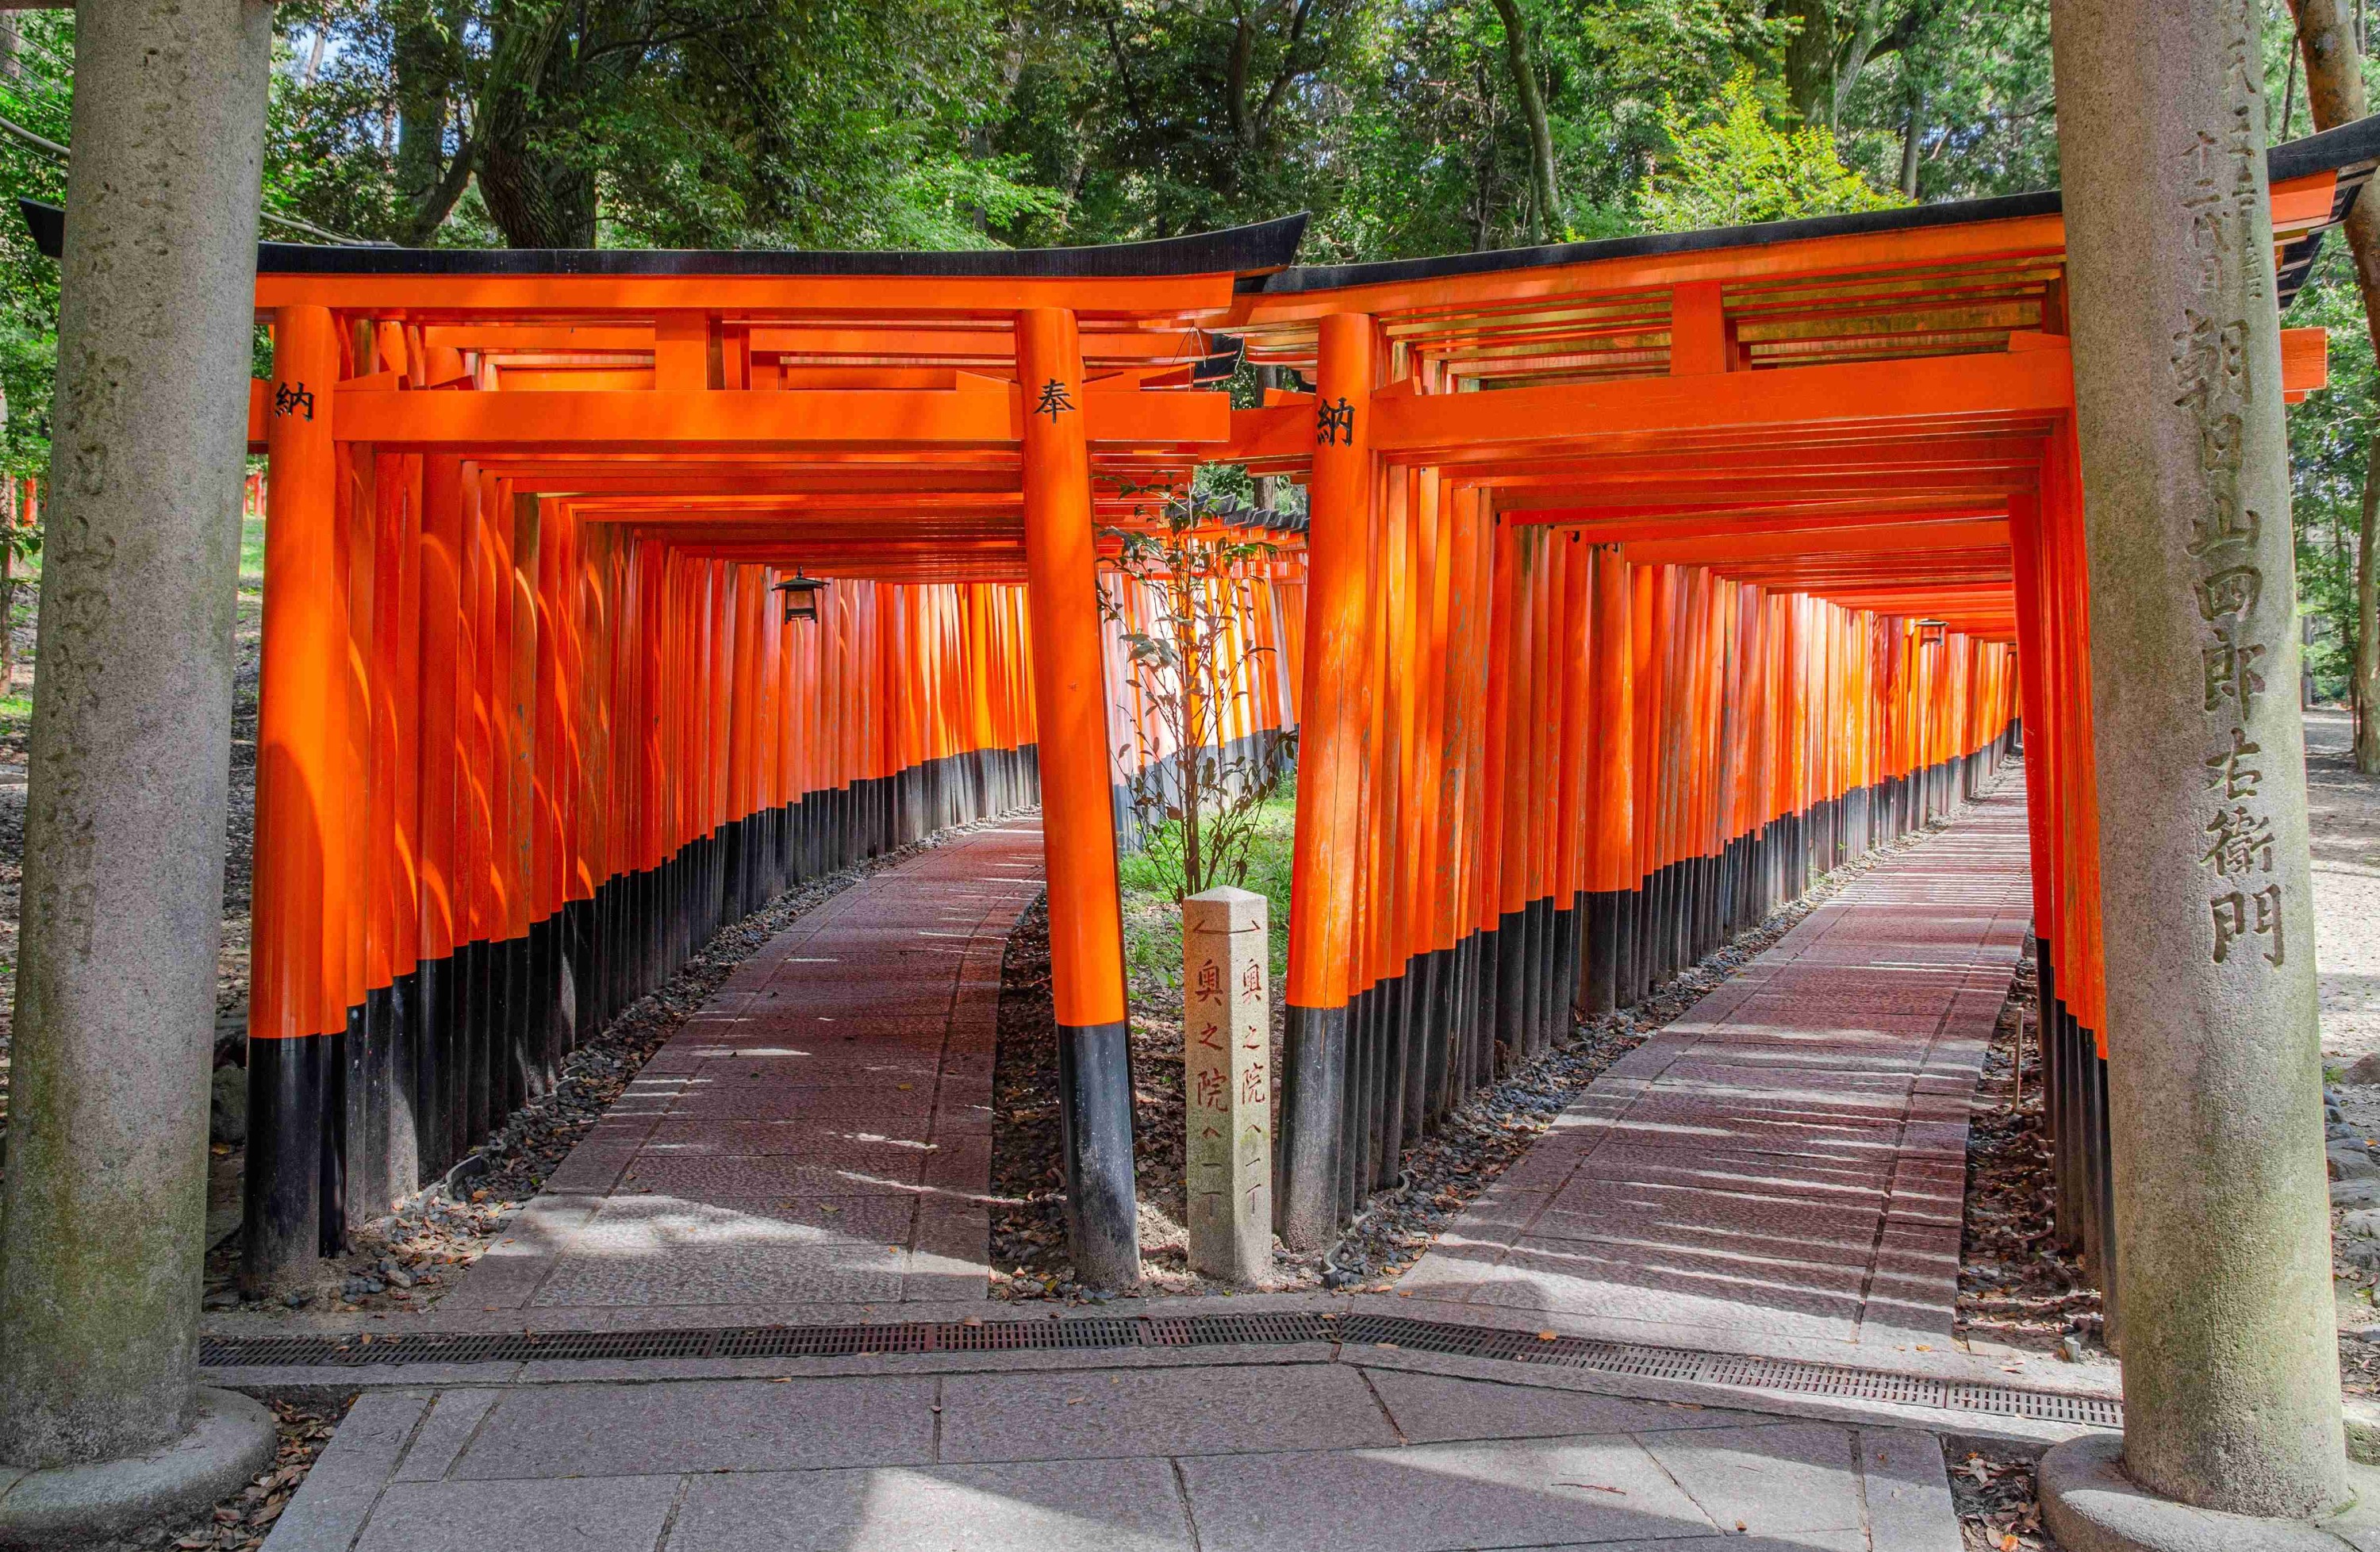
(1619, 517), (2010, 565)
(327, 384), (1231, 450)
(1370, 346), (2075, 459)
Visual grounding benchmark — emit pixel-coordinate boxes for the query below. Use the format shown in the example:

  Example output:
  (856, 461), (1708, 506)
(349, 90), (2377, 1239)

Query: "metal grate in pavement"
(199, 1311), (2121, 1429)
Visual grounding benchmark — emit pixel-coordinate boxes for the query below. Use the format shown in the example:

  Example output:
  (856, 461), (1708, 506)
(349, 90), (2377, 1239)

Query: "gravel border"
(1955, 946), (2104, 1360)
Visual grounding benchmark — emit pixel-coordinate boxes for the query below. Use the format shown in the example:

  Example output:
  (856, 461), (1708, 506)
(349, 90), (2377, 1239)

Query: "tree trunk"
(392, 11), (449, 206)
(2359, 433), (2380, 768)
(0, 382), (12, 690)
(389, 7), (470, 245)
(1486, 0), (1560, 242)
(1777, 0), (1837, 127)
(1253, 368), (1280, 511)
(478, 136), (597, 248)
(2291, 0), (2380, 770)
(471, 7), (596, 248)
(1899, 89), (1925, 197)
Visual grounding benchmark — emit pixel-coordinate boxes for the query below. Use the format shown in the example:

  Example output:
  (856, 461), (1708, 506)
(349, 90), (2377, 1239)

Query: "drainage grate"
(199, 1312), (2122, 1429)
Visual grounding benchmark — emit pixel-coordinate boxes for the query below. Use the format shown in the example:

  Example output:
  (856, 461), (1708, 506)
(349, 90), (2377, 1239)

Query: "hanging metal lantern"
(774, 570), (828, 623)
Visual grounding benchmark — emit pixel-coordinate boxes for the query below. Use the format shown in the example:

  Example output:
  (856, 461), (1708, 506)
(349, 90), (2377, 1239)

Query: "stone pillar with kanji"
(1184, 885), (1273, 1284)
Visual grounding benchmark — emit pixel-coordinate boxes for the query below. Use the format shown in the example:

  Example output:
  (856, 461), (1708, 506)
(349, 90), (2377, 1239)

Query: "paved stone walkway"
(441, 823), (1044, 1319)
(1399, 787), (2032, 1360)
(244, 803), (2054, 1552)
(266, 1355), (1962, 1551)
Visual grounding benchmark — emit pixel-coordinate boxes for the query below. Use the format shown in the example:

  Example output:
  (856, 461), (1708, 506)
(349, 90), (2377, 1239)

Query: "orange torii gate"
(1219, 117), (2367, 1263)
(27, 108), (2370, 1291)
(133, 221), (1316, 1292)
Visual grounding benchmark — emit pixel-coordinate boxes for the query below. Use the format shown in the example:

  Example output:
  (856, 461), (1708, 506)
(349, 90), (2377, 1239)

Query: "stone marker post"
(2043, 0), (2367, 1541)
(1184, 886), (1273, 1283)
(0, 1), (279, 1544)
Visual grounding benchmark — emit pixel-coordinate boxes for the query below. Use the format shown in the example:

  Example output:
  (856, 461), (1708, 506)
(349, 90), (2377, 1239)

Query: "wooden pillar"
(243, 305), (347, 1294)
(1553, 534), (1594, 1020)
(415, 451), (465, 1179)
(1016, 307), (1140, 1289)
(1583, 547), (1633, 1012)
(1280, 313), (1376, 1250)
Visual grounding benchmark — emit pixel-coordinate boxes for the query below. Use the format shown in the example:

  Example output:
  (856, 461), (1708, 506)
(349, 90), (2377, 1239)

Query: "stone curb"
(2040, 1434), (2380, 1552)
(0, 1388), (275, 1551)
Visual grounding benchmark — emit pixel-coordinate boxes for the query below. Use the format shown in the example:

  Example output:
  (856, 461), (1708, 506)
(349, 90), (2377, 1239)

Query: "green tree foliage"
(272, 0), (1063, 249)
(13, 0), (2378, 708)
(1637, 67), (1907, 230)
(1315, 0), (1770, 257)
(2263, 12), (2380, 709)
(1830, 0), (2056, 201)
(992, 0), (1367, 245)
(0, 11), (71, 482)
(2287, 235), (2380, 703)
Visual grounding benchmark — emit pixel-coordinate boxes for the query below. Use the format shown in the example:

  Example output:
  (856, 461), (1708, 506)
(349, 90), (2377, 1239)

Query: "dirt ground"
(2307, 708), (2380, 1064)
(166, 1394), (350, 1552)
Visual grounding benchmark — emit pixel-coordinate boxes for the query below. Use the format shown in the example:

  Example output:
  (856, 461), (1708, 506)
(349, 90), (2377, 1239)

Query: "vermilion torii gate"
(209, 225), (1320, 1294)
(22, 109), (2369, 1303)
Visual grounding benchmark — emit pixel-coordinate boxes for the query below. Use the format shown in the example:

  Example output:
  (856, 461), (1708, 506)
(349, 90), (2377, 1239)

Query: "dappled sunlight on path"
(436, 824), (1044, 1321)
(1395, 789), (2033, 1360)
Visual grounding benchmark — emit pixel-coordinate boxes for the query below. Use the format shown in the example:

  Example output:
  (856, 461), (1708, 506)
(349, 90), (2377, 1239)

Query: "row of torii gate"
(42, 109), (2367, 1301)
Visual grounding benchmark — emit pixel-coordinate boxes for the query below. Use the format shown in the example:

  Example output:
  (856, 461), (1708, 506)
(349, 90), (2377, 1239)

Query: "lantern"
(774, 570), (828, 623)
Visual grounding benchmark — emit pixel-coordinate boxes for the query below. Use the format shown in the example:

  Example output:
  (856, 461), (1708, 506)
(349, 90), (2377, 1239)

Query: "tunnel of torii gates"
(29, 108), (2372, 1297)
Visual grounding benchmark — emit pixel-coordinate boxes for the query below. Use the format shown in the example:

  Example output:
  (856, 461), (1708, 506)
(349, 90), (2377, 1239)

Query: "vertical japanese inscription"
(1032, 378), (1075, 420)
(1184, 886), (1273, 1283)
(2170, 5), (2284, 970)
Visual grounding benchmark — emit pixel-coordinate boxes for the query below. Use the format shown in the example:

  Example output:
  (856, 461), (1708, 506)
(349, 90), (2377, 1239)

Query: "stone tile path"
(1398, 787), (2032, 1359)
(265, 1356), (1963, 1551)
(246, 800), (2052, 1552)
(440, 823), (1044, 1319)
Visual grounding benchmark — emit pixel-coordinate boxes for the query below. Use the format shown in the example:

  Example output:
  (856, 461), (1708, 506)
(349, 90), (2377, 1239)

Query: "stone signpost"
(1184, 886), (1273, 1284)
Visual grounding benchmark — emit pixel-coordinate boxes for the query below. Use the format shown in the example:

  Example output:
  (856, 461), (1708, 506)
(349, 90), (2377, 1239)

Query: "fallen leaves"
(171, 1397), (347, 1552)
(1946, 1449), (2052, 1552)
(1956, 953), (2103, 1361)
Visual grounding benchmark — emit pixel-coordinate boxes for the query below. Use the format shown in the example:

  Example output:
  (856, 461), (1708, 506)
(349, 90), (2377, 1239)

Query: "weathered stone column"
(0, 0), (278, 1540)
(1184, 885), (1273, 1283)
(2044, 0), (2359, 1537)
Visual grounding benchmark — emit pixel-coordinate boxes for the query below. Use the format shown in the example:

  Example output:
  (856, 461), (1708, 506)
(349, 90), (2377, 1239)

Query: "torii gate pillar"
(1016, 307), (1142, 1290)
(0, 0), (278, 1542)
(2044, 0), (2371, 1541)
